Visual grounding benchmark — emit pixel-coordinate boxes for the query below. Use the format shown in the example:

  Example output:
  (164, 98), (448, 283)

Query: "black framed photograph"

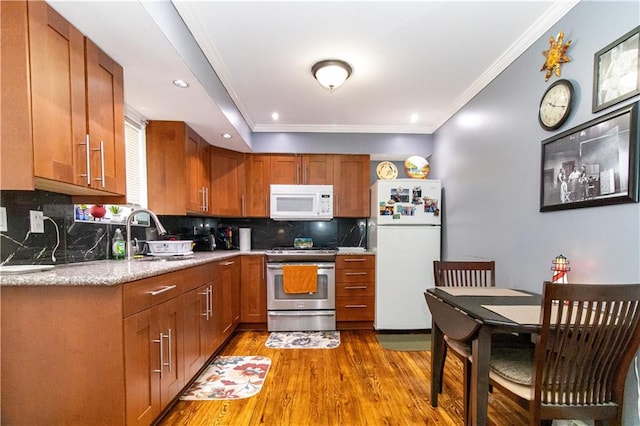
(593, 26), (640, 113)
(540, 101), (639, 212)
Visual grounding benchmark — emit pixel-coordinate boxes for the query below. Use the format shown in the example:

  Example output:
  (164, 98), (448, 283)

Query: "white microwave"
(270, 184), (334, 221)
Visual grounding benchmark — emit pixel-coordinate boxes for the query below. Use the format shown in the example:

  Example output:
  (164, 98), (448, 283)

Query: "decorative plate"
(403, 155), (430, 179)
(376, 161), (398, 180)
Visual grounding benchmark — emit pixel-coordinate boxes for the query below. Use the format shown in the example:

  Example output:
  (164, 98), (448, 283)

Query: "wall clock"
(538, 79), (574, 131)
(376, 161), (398, 180)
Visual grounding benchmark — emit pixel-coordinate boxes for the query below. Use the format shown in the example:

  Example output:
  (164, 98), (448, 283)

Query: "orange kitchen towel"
(283, 265), (318, 294)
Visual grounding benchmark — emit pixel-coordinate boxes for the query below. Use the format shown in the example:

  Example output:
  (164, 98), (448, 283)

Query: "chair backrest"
(534, 281), (640, 420)
(433, 260), (495, 288)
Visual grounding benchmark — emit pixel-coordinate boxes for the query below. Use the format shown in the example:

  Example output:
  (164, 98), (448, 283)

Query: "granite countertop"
(0, 250), (265, 287)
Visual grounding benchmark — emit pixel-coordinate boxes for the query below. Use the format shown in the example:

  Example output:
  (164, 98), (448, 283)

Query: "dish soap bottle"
(112, 228), (126, 260)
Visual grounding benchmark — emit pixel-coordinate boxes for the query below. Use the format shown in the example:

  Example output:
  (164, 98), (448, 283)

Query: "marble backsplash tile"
(1, 190), (368, 266)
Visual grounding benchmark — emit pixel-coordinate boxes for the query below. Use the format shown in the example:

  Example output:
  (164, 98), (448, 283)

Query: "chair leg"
(439, 345), (448, 393)
(463, 357), (471, 426)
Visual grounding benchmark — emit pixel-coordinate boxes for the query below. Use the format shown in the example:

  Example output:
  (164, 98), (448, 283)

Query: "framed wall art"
(540, 101), (639, 212)
(593, 26), (640, 113)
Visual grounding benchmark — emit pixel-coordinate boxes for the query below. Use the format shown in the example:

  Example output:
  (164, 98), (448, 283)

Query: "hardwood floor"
(158, 330), (528, 425)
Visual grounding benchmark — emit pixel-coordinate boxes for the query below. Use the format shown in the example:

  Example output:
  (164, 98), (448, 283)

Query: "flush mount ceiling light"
(311, 59), (352, 92)
(172, 79), (189, 88)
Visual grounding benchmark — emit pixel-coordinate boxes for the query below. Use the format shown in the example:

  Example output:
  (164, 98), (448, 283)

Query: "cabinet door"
(146, 121), (187, 215)
(158, 296), (185, 407)
(203, 263), (220, 355)
(28, 2), (86, 187)
(124, 308), (161, 426)
(185, 127), (203, 212)
(1, 1), (34, 190)
(199, 141), (211, 213)
(182, 286), (207, 380)
(334, 155), (370, 217)
(211, 147), (246, 216)
(270, 155), (301, 184)
(303, 154), (334, 185)
(218, 259), (236, 341)
(240, 255), (267, 323)
(85, 38), (126, 195)
(245, 154), (271, 217)
(232, 258), (241, 325)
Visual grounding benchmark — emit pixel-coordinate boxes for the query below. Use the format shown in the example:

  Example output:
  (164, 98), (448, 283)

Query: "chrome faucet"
(126, 208), (168, 260)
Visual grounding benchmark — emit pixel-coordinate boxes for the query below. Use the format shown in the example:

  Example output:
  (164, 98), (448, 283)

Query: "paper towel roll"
(239, 228), (251, 252)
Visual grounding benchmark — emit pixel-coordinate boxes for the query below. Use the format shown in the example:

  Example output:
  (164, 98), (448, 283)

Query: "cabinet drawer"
(181, 265), (206, 293)
(336, 281), (375, 297)
(124, 271), (184, 317)
(336, 268), (375, 283)
(336, 255), (375, 269)
(336, 296), (374, 321)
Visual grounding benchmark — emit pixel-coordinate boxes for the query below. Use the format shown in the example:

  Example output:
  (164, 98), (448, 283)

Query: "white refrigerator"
(368, 179), (441, 330)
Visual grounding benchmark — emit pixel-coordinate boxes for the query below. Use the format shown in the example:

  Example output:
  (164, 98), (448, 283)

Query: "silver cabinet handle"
(345, 272), (367, 276)
(148, 285), (177, 296)
(80, 134), (91, 185)
(344, 258), (367, 262)
(345, 285), (368, 290)
(345, 304), (368, 308)
(164, 329), (172, 372)
(92, 140), (105, 187)
(241, 195), (246, 217)
(208, 285), (213, 317)
(220, 261), (235, 266)
(152, 332), (163, 378)
(199, 289), (210, 318)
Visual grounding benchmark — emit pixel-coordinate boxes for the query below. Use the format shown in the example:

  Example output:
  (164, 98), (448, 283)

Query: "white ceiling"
(48, 1), (578, 152)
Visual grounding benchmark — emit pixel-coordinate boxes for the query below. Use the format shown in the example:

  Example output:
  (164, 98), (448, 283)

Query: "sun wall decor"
(541, 31), (572, 81)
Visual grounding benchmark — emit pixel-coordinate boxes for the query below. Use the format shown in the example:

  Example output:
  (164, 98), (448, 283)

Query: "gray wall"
(432, 2), (640, 423)
(251, 132), (434, 155)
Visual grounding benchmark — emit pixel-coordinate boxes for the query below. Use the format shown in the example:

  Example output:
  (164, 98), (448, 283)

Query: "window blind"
(124, 117), (148, 208)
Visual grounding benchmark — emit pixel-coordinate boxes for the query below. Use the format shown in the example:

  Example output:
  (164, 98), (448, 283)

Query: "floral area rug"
(265, 331), (340, 349)
(180, 355), (271, 400)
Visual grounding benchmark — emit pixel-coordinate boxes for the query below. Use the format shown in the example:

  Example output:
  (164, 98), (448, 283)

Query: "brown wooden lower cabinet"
(240, 255), (267, 324)
(335, 255), (376, 326)
(0, 259), (243, 426)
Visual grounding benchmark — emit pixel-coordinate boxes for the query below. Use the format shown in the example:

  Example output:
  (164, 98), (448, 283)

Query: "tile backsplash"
(0, 190), (368, 266)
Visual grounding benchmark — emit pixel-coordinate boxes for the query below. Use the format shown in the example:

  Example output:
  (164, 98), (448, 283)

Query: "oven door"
(266, 262), (335, 310)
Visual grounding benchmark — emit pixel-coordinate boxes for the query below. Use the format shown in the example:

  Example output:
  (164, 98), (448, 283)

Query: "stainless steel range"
(266, 247), (336, 331)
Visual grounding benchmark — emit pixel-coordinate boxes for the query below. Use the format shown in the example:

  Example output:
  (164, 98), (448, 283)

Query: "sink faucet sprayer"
(126, 209), (168, 260)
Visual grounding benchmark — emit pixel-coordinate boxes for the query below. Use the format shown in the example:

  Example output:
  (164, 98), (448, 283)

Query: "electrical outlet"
(0, 207), (7, 232)
(30, 210), (44, 233)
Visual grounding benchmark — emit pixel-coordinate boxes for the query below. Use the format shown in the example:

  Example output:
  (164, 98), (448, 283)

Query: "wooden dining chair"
(431, 260), (496, 424)
(487, 281), (640, 426)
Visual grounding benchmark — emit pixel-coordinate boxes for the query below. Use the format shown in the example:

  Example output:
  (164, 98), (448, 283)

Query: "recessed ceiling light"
(272, 112), (279, 120)
(173, 79), (189, 88)
(410, 113), (419, 123)
(221, 133), (232, 139)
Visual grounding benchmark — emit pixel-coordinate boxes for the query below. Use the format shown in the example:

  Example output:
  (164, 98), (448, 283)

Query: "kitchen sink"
(0, 265), (55, 274)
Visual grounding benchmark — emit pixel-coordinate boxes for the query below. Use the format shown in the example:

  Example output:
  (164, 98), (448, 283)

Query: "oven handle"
(268, 311), (335, 316)
(267, 264), (334, 270)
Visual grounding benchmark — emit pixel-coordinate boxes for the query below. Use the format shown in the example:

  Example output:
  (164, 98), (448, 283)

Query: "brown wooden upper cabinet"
(146, 121), (211, 215)
(245, 154), (271, 217)
(269, 154), (334, 185)
(1, 1), (126, 196)
(334, 155), (370, 217)
(210, 147), (246, 217)
(218, 153), (368, 218)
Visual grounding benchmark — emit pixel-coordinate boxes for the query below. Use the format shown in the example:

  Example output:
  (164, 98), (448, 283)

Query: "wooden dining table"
(425, 287), (542, 426)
